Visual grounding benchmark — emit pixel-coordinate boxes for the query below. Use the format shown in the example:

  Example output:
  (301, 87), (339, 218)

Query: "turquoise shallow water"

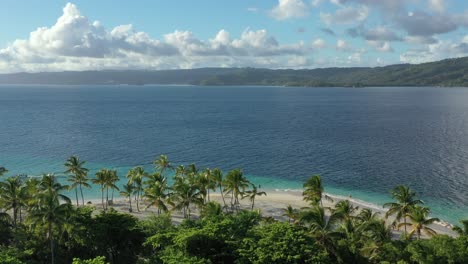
(1, 85), (468, 224)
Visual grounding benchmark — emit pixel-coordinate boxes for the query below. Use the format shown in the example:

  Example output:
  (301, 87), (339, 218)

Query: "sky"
(0, 0), (467, 73)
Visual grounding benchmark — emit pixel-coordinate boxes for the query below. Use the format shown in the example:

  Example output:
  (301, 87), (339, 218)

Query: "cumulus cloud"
(367, 41), (393, 52)
(320, 5), (368, 25)
(428, 0), (445, 13)
(312, 38), (327, 49)
(397, 11), (457, 37)
(0, 3), (312, 72)
(269, 0), (309, 20)
(400, 36), (468, 63)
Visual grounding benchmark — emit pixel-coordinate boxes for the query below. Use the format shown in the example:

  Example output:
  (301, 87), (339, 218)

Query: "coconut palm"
(224, 169), (250, 211)
(0, 176), (26, 226)
(196, 171), (210, 204)
(333, 200), (359, 222)
(169, 180), (202, 219)
(92, 169), (108, 210)
(127, 166), (145, 212)
(211, 168), (226, 208)
(154, 154), (172, 176)
(243, 185), (266, 211)
(383, 185), (423, 235)
(144, 181), (169, 215)
(28, 181), (72, 264)
(356, 208), (380, 223)
(282, 204), (299, 223)
(453, 219), (468, 236)
(38, 174), (71, 203)
(399, 206), (439, 239)
(108, 169), (120, 204)
(64, 156), (90, 206)
(302, 175), (333, 206)
(120, 183), (134, 212)
(299, 205), (342, 259)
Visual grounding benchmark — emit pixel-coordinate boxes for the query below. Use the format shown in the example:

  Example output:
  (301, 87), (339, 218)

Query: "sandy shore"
(85, 189), (457, 237)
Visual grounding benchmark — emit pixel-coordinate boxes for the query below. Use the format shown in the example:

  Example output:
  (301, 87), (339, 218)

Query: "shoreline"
(83, 188), (457, 237)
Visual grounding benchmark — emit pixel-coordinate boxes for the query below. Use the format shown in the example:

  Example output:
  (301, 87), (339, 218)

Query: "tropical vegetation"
(0, 156), (467, 264)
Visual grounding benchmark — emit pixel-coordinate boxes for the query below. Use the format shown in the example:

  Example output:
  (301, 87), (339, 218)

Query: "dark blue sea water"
(1, 85), (467, 223)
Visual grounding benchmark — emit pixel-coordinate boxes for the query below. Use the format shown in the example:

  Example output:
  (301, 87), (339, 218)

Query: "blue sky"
(0, 0), (467, 72)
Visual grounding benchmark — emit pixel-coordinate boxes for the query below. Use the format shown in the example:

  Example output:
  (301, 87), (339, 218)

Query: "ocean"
(1, 85), (467, 224)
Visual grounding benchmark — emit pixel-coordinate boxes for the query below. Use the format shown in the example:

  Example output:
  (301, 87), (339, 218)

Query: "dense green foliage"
(1, 157), (468, 263)
(1, 56), (467, 87)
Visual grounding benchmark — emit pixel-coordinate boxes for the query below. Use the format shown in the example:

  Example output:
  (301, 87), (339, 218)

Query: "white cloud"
(400, 36), (468, 63)
(320, 5), (368, 25)
(269, 0), (309, 20)
(312, 38), (327, 49)
(0, 3), (312, 72)
(367, 41), (393, 52)
(336, 39), (351, 51)
(428, 0), (445, 13)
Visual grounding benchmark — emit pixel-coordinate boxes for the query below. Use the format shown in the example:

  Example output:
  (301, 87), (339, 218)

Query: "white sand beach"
(86, 189), (458, 238)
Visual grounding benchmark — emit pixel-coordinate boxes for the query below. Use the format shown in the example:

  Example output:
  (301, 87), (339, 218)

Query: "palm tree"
(333, 200), (359, 223)
(127, 166), (145, 212)
(211, 168), (226, 208)
(399, 206), (439, 240)
(0, 176), (26, 226)
(302, 175), (332, 206)
(92, 170), (108, 210)
(243, 185), (266, 210)
(64, 156), (90, 206)
(154, 155), (172, 176)
(299, 205), (342, 259)
(453, 219), (468, 236)
(144, 181), (168, 215)
(169, 180), (202, 219)
(108, 169), (119, 204)
(28, 180), (72, 264)
(120, 183), (134, 212)
(282, 205), (299, 223)
(224, 169), (250, 211)
(383, 185), (423, 235)
(38, 174), (71, 203)
(196, 172), (210, 205)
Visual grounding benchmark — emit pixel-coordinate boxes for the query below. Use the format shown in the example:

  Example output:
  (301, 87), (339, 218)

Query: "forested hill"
(0, 56), (467, 87)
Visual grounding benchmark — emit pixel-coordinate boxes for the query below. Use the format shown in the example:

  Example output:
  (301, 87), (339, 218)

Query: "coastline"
(84, 188), (457, 237)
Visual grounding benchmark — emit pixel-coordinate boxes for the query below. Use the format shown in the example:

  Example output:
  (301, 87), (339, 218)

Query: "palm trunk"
(128, 195), (133, 212)
(404, 217), (407, 236)
(101, 189), (105, 210)
(106, 186), (109, 210)
(219, 185), (226, 207)
(75, 188), (79, 207)
(13, 207), (17, 227)
(136, 190), (140, 212)
(49, 221), (54, 264)
(80, 184), (84, 206)
(251, 198), (255, 211)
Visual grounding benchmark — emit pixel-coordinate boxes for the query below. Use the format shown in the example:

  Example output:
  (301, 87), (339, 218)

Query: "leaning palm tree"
(120, 183), (134, 212)
(28, 183), (72, 264)
(398, 206), (439, 240)
(282, 204), (299, 223)
(211, 168), (226, 208)
(302, 175), (333, 206)
(383, 185), (423, 235)
(64, 156), (90, 206)
(224, 169), (250, 211)
(453, 219), (468, 236)
(243, 185), (266, 211)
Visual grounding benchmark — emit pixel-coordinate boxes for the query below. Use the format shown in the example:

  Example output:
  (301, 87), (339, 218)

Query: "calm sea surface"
(1, 85), (467, 223)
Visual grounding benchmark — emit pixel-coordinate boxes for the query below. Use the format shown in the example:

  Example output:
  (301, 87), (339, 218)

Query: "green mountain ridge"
(0, 56), (467, 87)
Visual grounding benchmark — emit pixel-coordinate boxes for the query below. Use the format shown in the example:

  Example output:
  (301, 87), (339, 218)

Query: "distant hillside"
(0, 56), (467, 87)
